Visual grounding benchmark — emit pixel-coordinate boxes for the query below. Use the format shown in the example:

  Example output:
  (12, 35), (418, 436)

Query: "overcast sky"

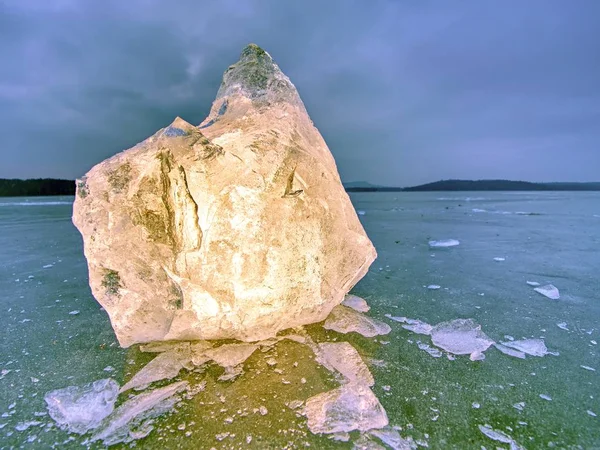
(1, 0), (599, 186)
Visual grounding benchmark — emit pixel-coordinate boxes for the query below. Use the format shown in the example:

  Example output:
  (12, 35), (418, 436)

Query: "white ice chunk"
(500, 339), (548, 357)
(304, 383), (388, 434)
(324, 306), (391, 337)
(428, 239), (460, 248)
(316, 342), (375, 386)
(120, 350), (191, 393)
(493, 257), (505, 262)
(534, 284), (560, 300)
(353, 434), (386, 449)
(342, 294), (371, 313)
(580, 365), (596, 372)
(385, 314), (408, 323)
(427, 285), (441, 290)
(357, 210), (366, 216)
(478, 424), (524, 449)
(430, 319), (494, 355)
(526, 281), (540, 287)
(494, 343), (526, 359)
(90, 381), (188, 445)
(556, 322), (569, 331)
(539, 394), (552, 401)
(469, 351), (485, 361)
(587, 410), (597, 417)
(44, 378), (119, 434)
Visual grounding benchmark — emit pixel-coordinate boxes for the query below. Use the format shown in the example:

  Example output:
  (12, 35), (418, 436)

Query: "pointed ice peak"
(215, 43), (302, 106)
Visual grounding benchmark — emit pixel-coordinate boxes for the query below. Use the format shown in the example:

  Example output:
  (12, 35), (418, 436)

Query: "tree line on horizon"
(0, 178), (75, 196)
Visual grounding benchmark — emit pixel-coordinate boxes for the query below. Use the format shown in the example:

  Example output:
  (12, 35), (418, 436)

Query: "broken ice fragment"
(430, 319), (494, 355)
(469, 351), (485, 361)
(500, 339), (548, 357)
(90, 381), (188, 445)
(44, 378), (119, 434)
(539, 394), (552, 401)
(417, 342), (442, 358)
(428, 239), (460, 248)
(494, 343), (526, 359)
(324, 306), (391, 337)
(203, 343), (258, 368)
(304, 383), (388, 434)
(534, 284), (560, 300)
(556, 322), (569, 331)
(68, 310), (80, 315)
(493, 257), (505, 262)
(15, 421), (42, 431)
(526, 281), (540, 287)
(402, 319), (432, 335)
(353, 434), (386, 449)
(316, 342), (374, 386)
(342, 294), (371, 313)
(478, 424), (524, 449)
(369, 427), (415, 450)
(427, 285), (441, 290)
(580, 365), (596, 372)
(587, 410), (597, 417)
(120, 350), (192, 393)
(218, 365), (244, 381)
(513, 402), (525, 411)
(384, 314), (408, 323)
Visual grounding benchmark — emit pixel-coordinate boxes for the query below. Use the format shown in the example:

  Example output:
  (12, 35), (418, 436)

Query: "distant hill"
(403, 179), (600, 191)
(0, 179), (75, 197)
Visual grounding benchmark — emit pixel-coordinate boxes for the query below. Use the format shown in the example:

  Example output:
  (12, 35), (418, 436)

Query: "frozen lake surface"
(1, 192), (599, 448)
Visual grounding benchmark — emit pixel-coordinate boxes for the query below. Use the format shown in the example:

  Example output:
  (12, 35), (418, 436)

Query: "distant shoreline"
(345, 179), (600, 192)
(2, 178), (600, 196)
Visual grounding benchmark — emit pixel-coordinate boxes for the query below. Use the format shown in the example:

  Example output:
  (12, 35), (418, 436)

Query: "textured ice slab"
(430, 319), (494, 356)
(316, 342), (374, 386)
(304, 383), (388, 434)
(120, 350), (191, 393)
(324, 306), (391, 337)
(494, 343), (526, 359)
(534, 284), (560, 300)
(44, 378), (119, 434)
(342, 294), (371, 313)
(90, 381), (188, 445)
(478, 424), (524, 449)
(428, 239), (460, 248)
(500, 339), (548, 357)
(203, 343), (258, 368)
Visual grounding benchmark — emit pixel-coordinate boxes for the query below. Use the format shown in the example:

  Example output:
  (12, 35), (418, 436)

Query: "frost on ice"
(430, 319), (494, 357)
(533, 284), (560, 300)
(90, 381), (188, 445)
(316, 342), (375, 386)
(120, 350), (192, 393)
(324, 305), (391, 337)
(303, 383), (388, 434)
(44, 378), (119, 434)
(500, 339), (548, 357)
(341, 294), (371, 313)
(428, 239), (460, 248)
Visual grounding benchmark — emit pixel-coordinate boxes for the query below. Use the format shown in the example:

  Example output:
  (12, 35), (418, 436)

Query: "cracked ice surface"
(44, 378), (119, 434)
(430, 319), (494, 356)
(324, 306), (391, 337)
(304, 383), (388, 434)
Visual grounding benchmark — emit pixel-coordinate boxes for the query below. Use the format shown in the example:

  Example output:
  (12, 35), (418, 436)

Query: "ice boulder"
(72, 44), (376, 347)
